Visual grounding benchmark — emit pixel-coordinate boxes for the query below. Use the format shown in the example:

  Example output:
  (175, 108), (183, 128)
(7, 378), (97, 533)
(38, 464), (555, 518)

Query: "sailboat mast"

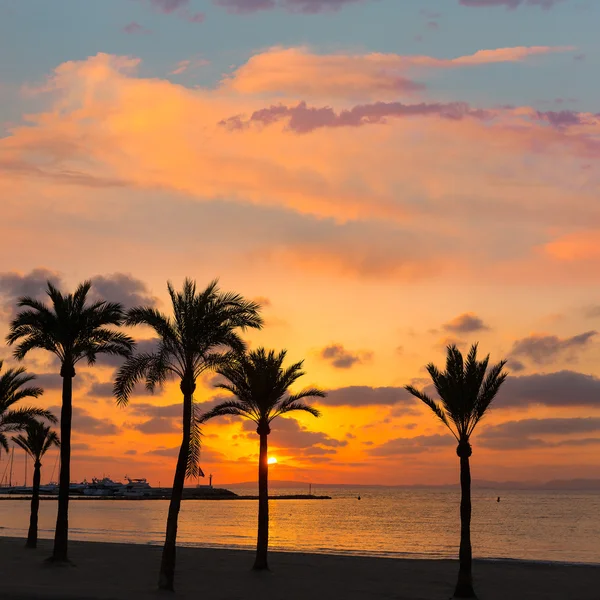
(24, 451), (27, 487)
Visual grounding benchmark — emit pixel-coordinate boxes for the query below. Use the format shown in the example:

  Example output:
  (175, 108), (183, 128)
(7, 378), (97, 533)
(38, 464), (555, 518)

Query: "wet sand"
(0, 537), (597, 599)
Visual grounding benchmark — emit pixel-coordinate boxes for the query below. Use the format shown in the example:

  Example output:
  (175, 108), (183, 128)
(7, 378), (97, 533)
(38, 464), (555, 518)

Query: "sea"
(1, 486), (599, 564)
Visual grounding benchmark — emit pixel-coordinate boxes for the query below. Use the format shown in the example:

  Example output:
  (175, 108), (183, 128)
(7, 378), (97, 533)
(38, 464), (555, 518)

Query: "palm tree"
(0, 361), (56, 453)
(201, 348), (325, 571)
(7, 281), (134, 563)
(13, 421), (60, 548)
(405, 344), (508, 599)
(114, 279), (263, 591)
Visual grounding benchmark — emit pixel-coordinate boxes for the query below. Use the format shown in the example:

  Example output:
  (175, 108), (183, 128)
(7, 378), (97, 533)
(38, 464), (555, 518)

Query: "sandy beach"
(0, 537), (597, 600)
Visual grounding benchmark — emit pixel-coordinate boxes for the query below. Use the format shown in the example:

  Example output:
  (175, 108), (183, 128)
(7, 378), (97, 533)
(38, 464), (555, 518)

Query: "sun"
(267, 456), (278, 465)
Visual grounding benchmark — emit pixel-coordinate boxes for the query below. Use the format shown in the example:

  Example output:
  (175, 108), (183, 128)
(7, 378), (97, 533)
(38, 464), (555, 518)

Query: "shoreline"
(1, 537), (598, 600)
(0, 494), (331, 501)
(2, 532), (599, 567)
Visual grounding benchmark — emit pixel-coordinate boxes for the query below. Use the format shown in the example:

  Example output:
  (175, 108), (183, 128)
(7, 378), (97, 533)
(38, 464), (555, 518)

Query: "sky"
(1, 0), (600, 487)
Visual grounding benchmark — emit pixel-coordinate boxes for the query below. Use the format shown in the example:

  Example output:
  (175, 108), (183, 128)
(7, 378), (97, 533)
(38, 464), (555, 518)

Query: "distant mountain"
(223, 479), (600, 491)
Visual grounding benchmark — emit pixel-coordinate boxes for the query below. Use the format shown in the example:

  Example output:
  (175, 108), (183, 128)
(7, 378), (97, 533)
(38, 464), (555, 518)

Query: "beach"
(1, 537), (597, 600)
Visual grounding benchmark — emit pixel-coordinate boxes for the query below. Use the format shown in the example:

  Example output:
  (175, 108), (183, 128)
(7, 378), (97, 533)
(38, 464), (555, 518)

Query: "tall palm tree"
(7, 281), (134, 563)
(201, 348), (325, 571)
(13, 421), (60, 548)
(0, 361), (55, 453)
(405, 344), (508, 599)
(114, 279), (263, 591)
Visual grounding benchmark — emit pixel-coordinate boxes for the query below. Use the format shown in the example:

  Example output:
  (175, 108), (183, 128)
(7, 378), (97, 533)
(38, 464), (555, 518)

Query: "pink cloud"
(459, 0), (565, 9)
(220, 100), (491, 133)
(214, 0), (369, 13)
(223, 46), (574, 99)
(214, 0), (276, 12)
(123, 21), (151, 34)
(149, 0), (189, 12)
(141, 0), (205, 22)
(3, 52), (600, 239)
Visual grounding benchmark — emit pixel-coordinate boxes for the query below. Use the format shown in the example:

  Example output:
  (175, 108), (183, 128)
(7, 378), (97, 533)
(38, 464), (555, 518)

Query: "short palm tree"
(0, 361), (55, 452)
(13, 421), (60, 548)
(114, 279), (263, 591)
(201, 348), (325, 571)
(7, 281), (134, 562)
(405, 344), (508, 599)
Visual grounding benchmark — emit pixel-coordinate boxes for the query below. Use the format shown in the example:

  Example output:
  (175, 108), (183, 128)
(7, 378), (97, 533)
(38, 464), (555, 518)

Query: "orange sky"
(1, 6), (600, 486)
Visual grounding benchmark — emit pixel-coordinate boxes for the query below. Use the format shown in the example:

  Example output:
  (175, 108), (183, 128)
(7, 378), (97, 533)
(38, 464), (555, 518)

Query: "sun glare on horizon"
(267, 457), (278, 465)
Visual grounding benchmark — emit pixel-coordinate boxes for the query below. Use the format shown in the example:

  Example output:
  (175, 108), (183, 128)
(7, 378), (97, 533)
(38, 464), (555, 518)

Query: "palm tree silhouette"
(13, 421), (60, 548)
(201, 348), (325, 570)
(7, 281), (134, 562)
(405, 343), (507, 599)
(114, 279), (262, 591)
(0, 361), (55, 453)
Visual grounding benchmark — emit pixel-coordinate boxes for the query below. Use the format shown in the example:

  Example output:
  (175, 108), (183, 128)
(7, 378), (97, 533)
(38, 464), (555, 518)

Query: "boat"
(82, 477), (122, 496)
(115, 477), (153, 498)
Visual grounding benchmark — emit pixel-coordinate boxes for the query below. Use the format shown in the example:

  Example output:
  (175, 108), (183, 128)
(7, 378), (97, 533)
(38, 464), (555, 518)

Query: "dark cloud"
(122, 21), (151, 34)
(497, 370), (600, 408)
(479, 417), (600, 450)
(33, 371), (96, 392)
(459, 0), (564, 9)
(220, 101), (489, 134)
(242, 417), (346, 451)
(141, 0), (204, 21)
(368, 434), (454, 456)
(90, 273), (157, 309)
(508, 358), (526, 372)
(320, 344), (373, 369)
(124, 449), (137, 455)
(442, 313), (490, 334)
(0, 268), (62, 316)
(324, 386), (416, 407)
(510, 331), (597, 364)
(128, 416), (180, 434)
(214, 0), (369, 14)
(126, 402), (182, 418)
(48, 405), (120, 436)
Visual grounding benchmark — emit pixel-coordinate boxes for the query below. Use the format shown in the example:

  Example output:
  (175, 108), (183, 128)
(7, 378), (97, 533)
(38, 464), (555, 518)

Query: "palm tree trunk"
(454, 450), (475, 598)
(158, 389), (192, 591)
(253, 431), (269, 570)
(52, 368), (73, 562)
(26, 461), (41, 548)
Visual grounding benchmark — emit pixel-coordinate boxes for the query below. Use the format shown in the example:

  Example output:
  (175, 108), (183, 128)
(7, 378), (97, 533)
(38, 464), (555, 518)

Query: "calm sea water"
(1, 486), (599, 564)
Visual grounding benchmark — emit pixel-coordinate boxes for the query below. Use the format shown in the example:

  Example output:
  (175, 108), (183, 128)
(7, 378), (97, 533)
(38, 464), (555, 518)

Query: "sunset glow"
(0, 0), (599, 490)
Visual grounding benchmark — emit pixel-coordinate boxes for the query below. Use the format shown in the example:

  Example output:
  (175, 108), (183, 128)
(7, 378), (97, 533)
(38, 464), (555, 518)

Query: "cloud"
(90, 273), (158, 309)
(170, 58), (210, 75)
(459, 0), (565, 8)
(122, 22), (151, 34)
(0, 268), (62, 316)
(324, 386), (416, 407)
(442, 313), (490, 334)
(319, 344), (373, 369)
(223, 45), (572, 99)
(48, 405), (120, 436)
(479, 417), (600, 450)
(140, 0), (205, 22)
(128, 416), (180, 434)
(241, 417), (346, 450)
(96, 338), (160, 368)
(220, 101), (491, 134)
(214, 0), (369, 14)
(3, 50), (600, 262)
(368, 434), (455, 456)
(125, 401), (182, 418)
(510, 331), (597, 364)
(497, 370), (600, 407)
